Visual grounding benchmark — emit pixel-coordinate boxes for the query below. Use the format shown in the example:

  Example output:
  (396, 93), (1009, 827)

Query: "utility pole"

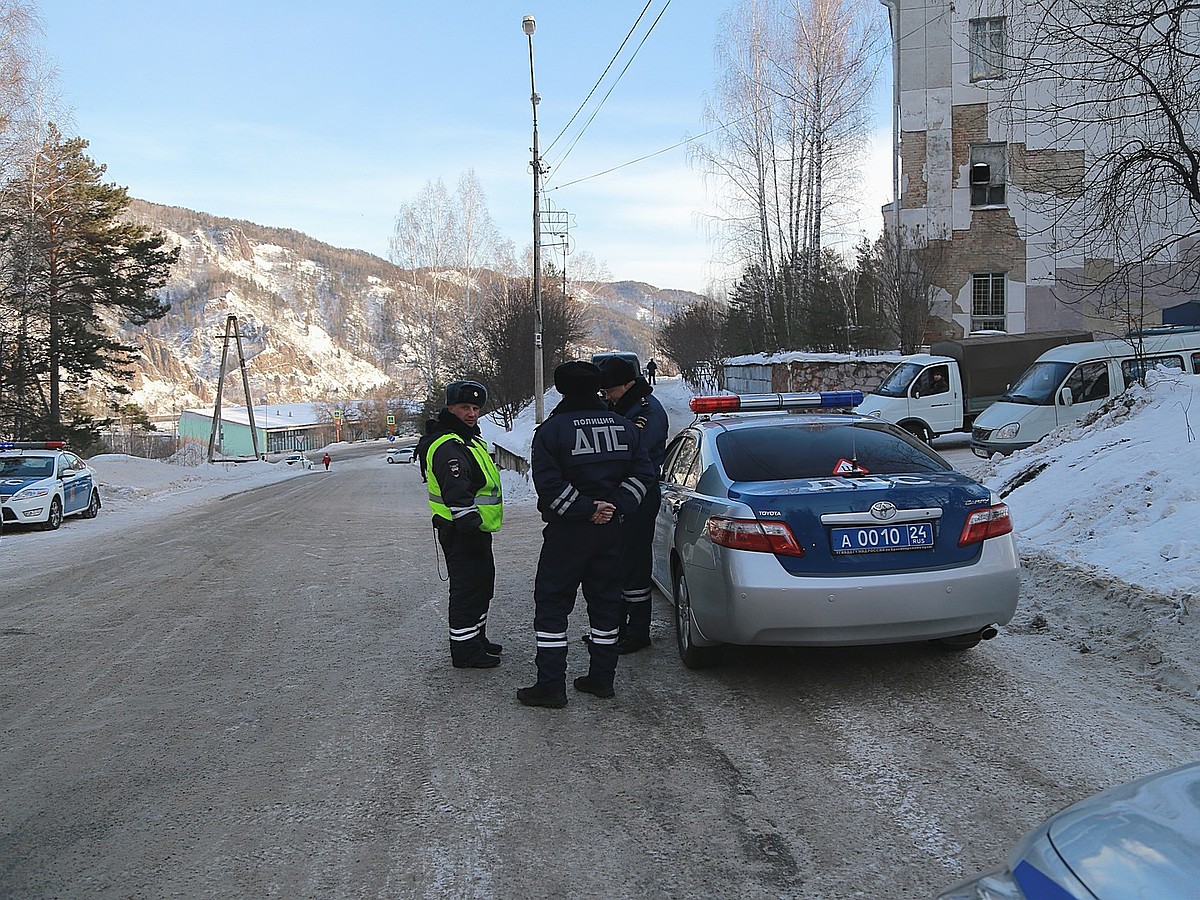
(524, 14), (546, 423)
(207, 314), (261, 462)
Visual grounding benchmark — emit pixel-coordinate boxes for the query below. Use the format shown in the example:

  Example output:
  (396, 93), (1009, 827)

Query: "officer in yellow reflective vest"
(416, 380), (504, 669)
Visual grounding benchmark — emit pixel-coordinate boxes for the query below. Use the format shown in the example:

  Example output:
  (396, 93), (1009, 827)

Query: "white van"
(971, 327), (1200, 457)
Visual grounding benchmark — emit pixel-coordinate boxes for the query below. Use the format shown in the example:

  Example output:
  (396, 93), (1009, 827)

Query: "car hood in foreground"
(727, 471), (994, 575)
(1041, 761), (1200, 897)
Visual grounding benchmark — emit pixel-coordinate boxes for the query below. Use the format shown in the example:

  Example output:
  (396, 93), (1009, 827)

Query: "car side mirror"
(1060, 386), (1074, 407)
(912, 390), (922, 399)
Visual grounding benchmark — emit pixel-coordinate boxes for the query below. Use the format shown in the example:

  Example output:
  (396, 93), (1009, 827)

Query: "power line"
(549, 102), (768, 192)
(544, 0), (655, 157)
(544, 0), (673, 186)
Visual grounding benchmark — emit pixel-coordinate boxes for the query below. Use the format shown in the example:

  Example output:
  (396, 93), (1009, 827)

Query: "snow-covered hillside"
(109, 201), (701, 421)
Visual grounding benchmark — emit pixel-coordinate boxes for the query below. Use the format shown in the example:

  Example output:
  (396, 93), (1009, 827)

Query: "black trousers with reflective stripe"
(619, 483), (660, 604)
(532, 518), (623, 688)
(434, 518), (495, 660)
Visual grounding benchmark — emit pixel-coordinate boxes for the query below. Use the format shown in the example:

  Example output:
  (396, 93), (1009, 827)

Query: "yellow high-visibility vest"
(425, 433), (503, 532)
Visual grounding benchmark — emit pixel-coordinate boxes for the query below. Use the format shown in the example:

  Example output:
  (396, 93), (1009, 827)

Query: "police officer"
(598, 355), (668, 654)
(517, 361), (658, 708)
(416, 380), (504, 669)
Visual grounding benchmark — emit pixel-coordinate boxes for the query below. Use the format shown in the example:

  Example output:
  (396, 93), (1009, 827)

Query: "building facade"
(177, 404), (334, 459)
(882, 0), (1197, 340)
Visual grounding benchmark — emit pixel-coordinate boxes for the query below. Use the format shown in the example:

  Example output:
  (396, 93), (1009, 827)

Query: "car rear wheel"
(673, 567), (723, 669)
(43, 497), (63, 531)
(82, 490), (100, 519)
(387, 457), (395, 464)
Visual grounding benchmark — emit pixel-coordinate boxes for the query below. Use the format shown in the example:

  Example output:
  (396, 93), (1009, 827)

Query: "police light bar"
(690, 391), (864, 414)
(0, 440), (67, 450)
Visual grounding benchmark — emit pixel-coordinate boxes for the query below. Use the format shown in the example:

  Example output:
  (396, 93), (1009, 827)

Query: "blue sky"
(39, 1), (892, 295)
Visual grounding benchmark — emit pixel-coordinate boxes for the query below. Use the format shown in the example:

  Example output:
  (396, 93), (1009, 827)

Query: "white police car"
(652, 392), (1020, 667)
(0, 441), (102, 531)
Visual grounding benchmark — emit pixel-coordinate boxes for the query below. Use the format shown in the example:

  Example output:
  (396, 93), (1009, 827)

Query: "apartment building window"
(970, 17), (1006, 81)
(972, 273), (1006, 332)
(970, 143), (1007, 206)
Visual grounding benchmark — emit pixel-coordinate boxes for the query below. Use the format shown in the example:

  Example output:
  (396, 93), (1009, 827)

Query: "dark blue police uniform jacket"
(532, 396), (657, 524)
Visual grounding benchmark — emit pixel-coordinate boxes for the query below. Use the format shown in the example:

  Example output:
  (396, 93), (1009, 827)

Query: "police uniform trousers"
(619, 482), (661, 634)
(434, 518), (495, 662)
(532, 518), (623, 688)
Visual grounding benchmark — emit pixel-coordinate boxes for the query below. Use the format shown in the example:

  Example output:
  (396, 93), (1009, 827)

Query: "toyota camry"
(651, 392), (1020, 667)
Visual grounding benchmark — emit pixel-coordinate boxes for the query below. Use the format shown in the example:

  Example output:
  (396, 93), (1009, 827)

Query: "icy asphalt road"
(1, 450), (1196, 899)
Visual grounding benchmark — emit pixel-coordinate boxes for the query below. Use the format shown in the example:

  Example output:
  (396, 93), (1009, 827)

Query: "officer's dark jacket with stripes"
(531, 394), (658, 524)
(416, 408), (490, 533)
(609, 377), (668, 474)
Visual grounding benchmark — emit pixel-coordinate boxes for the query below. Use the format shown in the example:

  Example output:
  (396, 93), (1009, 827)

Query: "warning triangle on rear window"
(833, 458), (869, 476)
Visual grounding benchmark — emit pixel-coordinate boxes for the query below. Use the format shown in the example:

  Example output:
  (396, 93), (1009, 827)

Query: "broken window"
(970, 143), (1007, 207)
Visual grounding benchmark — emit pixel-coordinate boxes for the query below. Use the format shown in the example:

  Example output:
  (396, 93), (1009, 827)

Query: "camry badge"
(870, 500), (898, 521)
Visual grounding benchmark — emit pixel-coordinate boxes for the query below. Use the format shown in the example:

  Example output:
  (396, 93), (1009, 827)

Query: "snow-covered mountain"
(112, 200), (702, 419)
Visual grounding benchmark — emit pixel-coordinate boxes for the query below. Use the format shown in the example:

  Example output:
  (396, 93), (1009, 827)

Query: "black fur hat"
(554, 361), (601, 397)
(598, 356), (637, 388)
(445, 380), (487, 407)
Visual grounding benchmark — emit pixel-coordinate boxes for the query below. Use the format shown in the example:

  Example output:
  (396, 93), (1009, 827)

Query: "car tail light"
(958, 504), (1013, 546)
(707, 516), (805, 557)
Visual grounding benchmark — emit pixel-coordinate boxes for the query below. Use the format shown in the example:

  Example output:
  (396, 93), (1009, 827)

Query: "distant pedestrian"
(645, 358), (658, 384)
(322, 453), (331, 470)
(518, 361), (657, 708)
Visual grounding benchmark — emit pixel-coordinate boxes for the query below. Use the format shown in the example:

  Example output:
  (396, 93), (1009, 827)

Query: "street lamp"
(524, 14), (545, 423)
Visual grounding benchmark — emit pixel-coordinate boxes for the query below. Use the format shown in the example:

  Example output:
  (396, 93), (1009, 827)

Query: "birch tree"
(698, 0), (883, 350)
(389, 178), (461, 397)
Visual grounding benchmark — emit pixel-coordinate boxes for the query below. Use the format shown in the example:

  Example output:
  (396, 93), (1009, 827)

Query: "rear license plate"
(831, 522), (934, 554)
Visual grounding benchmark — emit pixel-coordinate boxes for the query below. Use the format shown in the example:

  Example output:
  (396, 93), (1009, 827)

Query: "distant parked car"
(281, 452), (314, 470)
(652, 391), (1020, 668)
(0, 441), (102, 530)
(939, 760), (1200, 899)
(386, 446), (415, 464)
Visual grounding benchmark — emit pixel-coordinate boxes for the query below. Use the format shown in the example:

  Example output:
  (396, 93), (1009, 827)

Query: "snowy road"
(1, 450), (1197, 898)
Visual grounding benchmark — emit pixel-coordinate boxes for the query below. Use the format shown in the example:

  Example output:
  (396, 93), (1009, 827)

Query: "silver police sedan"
(651, 392), (1020, 667)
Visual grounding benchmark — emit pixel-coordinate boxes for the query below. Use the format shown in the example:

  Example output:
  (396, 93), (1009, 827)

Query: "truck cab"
(855, 354), (961, 441)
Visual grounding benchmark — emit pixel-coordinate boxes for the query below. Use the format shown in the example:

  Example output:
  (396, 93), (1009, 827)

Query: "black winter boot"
(517, 682), (568, 708)
(452, 639), (501, 669)
(481, 630), (503, 655)
(617, 601), (652, 654)
(573, 675), (615, 699)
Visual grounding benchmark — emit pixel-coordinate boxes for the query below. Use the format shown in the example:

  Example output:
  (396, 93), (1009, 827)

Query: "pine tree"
(0, 124), (178, 444)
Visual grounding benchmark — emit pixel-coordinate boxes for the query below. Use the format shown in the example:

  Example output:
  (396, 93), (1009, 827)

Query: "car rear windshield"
(715, 421), (952, 482)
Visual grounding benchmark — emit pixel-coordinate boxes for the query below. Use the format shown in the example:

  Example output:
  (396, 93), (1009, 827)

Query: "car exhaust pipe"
(980, 624), (999, 641)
